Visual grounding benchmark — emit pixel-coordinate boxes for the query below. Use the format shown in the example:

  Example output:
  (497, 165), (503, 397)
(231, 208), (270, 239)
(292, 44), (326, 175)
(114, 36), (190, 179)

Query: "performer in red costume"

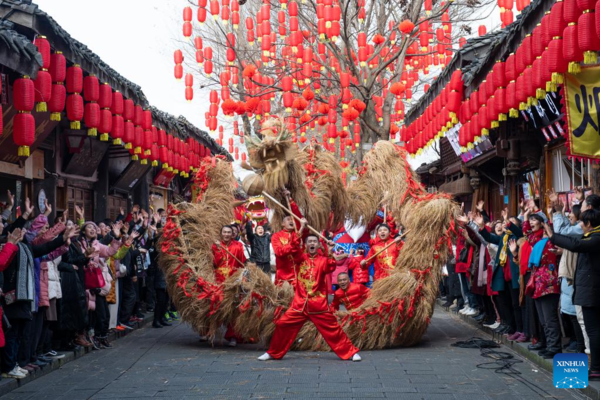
(258, 234), (361, 362)
(331, 273), (370, 311)
(361, 224), (403, 281)
(348, 249), (370, 285)
(271, 215), (306, 286)
(212, 225), (247, 284)
(211, 225), (247, 347)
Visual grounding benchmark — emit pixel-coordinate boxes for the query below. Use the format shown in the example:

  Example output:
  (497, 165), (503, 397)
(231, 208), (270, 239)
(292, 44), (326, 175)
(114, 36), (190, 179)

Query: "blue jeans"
(458, 273), (478, 309)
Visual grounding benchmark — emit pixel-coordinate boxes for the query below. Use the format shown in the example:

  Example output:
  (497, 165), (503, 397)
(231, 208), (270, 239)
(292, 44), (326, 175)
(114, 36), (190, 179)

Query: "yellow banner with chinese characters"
(564, 66), (600, 160)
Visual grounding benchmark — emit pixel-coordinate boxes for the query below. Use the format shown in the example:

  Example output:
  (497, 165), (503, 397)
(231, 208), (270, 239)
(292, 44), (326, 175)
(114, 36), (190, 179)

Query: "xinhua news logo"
(553, 353), (588, 389)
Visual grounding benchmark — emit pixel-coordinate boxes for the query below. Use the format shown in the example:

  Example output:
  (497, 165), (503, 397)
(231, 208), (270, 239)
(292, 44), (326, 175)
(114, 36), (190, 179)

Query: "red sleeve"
(348, 257), (359, 271)
(289, 200), (304, 231)
(365, 247), (376, 264)
(211, 244), (222, 267)
(360, 284), (370, 300)
(325, 256), (336, 273)
(236, 242), (247, 263)
(272, 232), (301, 257)
(331, 291), (341, 311)
(0, 243), (18, 271)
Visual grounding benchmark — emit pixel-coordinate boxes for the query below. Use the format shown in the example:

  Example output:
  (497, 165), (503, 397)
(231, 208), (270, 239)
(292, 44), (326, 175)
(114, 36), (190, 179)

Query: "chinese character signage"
(564, 66), (600, 161)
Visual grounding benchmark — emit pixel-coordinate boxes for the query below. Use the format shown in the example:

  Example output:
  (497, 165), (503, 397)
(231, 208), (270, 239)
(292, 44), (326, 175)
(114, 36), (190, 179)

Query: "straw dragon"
(159, 118), (458, 350)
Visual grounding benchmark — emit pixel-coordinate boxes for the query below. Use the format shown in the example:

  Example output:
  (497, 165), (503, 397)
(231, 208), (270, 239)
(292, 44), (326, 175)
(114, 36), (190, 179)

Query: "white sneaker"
(352, 353), (362, 362)
(484, 322), (500, 329)
(18, 367), (29, 375)
(465, 308), (478, 316)
(4, 366), (26, 379)
(459, 307), (469, 314)
(257, 353), (272, 361)
(228, 338), (237, 347)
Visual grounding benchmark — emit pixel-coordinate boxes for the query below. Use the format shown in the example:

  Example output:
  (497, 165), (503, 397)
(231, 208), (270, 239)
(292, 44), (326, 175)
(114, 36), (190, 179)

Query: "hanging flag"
(564, 66), (600, 161)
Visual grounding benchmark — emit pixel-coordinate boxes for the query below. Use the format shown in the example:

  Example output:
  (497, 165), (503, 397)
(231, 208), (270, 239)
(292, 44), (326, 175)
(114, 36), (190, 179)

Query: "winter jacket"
(479, 222), (523, 291)
(74, 237), (121, 296)
(2, 236), (65, 320)
(246, 222), (271, 264)
(553, 213), (584, 237)
(550, 229), (600, 307)
(47, 256), (63, 300)
(58, 260), (88, 331)
(332, 254), (351, 285)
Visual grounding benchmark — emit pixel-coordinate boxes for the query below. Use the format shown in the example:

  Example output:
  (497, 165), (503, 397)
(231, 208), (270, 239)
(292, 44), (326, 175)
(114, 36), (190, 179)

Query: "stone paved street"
(0, 307), (589, 400)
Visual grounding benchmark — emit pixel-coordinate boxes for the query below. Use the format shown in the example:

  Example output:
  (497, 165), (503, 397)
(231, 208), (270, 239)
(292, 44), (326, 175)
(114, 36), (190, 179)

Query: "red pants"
(267, 309), (359, 360)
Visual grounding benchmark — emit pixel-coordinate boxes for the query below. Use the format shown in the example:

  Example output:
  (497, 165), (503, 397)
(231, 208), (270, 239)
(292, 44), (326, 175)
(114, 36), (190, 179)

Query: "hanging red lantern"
(98, 83), (113, 141)
(12, 76), (36, 157)
(66, 65), (84, 129)
(577, 0), (600, 64)
(83, 75), (99, 136)
(48, 51), (66, 121)
(33, 36), (51, 113)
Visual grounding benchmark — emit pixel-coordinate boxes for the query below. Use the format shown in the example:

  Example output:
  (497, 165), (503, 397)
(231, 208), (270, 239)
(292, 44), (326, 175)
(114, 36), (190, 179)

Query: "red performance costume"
(348, 255), (369, 284)
(365, 238), (403, 280)
(212, 241), (246, 284)
(267, 251), (360, 360)
(331, 283), (370, 311)
(272, 230), (302, 285)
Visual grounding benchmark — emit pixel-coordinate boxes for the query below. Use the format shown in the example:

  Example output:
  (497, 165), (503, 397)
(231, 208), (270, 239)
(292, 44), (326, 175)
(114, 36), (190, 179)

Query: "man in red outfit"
(212, 225), (246, 284)
(271, 215), (305, 286)
(348, 249), (369, 285)
(331, 273), (370, 311)
(361, 224), (402, 281)
(258, 234), (361, 362)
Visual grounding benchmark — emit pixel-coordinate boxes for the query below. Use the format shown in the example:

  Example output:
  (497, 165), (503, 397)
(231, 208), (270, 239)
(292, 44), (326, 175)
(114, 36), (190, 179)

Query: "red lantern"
(13, 113), (35, 157)
(66, 65), (83, 129)
(48, 82), (66, 122)
(84, 102), (100, 137)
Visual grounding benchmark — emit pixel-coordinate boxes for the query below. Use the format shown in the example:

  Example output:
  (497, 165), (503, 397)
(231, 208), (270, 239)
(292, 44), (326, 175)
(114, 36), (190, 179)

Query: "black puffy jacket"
(551, 230), (600, 307)
(246, 222), (271, 264)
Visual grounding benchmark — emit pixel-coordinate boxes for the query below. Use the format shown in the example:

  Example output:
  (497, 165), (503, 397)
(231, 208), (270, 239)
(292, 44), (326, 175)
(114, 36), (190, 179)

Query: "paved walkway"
(0, 308), (589, 400)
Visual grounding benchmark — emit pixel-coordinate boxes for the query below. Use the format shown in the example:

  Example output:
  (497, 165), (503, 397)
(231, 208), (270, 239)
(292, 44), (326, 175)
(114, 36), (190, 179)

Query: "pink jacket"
(33, 222), (68, 308)
(332, 255), (351, 285)
(79, 237), (120, 296)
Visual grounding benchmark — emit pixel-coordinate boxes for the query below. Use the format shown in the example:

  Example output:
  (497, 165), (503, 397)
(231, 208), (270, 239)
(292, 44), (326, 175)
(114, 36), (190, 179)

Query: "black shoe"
(152, 322), (163, 328)
(159, 319), (172, 327)
(543, 351), (560, 359)
(474, 313), (486, 321)
(90, 337), (102, 350)
(589, 371), (600, 381)
(528, 343), (546, 351)
(37, 356), (53, 364)
(538, 349), (551, 357)
(493, 324), (507, 333)
(99, 337), (113, 348)
(441, 302), (453, 308)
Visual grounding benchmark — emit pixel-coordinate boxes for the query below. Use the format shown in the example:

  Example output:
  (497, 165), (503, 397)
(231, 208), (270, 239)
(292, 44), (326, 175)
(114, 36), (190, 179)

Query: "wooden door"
(67, 187), (93, 222)
(107, 196), (128, 221)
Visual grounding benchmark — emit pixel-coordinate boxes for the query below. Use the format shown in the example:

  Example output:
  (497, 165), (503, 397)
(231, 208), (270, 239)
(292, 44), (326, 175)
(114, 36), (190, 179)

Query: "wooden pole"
(216, 241), (246, 268)
(262, 191), (344, 251)
(285, 196), (299, 233)
(363, 230), (410, 264)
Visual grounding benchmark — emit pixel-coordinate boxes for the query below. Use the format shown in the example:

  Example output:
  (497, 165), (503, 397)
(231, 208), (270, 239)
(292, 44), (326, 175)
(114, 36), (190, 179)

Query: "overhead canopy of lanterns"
(403, 0), (597, 155)
(7, 34), (224, 177)
(174, 0), (498, 167)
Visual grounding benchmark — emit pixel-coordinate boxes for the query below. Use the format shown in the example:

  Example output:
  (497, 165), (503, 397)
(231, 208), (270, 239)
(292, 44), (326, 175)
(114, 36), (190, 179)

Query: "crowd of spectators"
(0, 192), (178, 379)
(446, 188), (600, 381)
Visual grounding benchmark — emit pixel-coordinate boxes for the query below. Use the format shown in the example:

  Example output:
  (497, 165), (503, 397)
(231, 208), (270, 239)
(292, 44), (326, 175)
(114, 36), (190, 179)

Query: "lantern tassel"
(551, 73), (564, 85)
(519, 103), (527, 111)
(100, 133), (109, 142)
(140, 159), (148, 165)
(124, 142), (132, 149)
(491, 121), (499, 128)
(36, 102), (47, 112)
(168, 166), (174, 172)
(568, 62), (581, 75)
(584, 51), (597, 65)
(70, 121), (81, 130)
(481, 128), (489, 136)
(499, 113), (507, 121)
(162, 163), (169, 169)
(152, 160), (158, 167)
(134, 146), (142, 154)
(536, 89), (546, 99)
(18, 146), (30, 157)
(131, 155), (139, 161)
(113, 138), (122, 145)
(87, 128), (97, 137)
(50, 112), (61, 121)
(509, 109), (518, 118)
